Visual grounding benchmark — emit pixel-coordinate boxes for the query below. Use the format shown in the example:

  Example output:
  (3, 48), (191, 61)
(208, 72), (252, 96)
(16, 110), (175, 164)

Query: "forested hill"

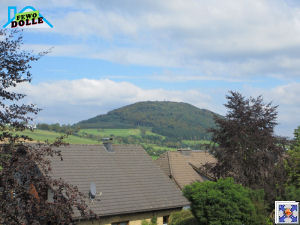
(76, 101), (219, 139)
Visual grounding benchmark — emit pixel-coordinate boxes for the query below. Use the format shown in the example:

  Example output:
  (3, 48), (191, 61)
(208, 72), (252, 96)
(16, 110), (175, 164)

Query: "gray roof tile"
(155, 150), (216, 189)
(49, 144), (189, 217)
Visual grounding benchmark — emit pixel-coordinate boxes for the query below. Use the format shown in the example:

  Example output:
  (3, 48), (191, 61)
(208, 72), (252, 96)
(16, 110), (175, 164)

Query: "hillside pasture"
(182, 139), (212, 145)
(79, 128), (141, 137)
(15, 129), (99, 144)
(79, 128), (164, 138)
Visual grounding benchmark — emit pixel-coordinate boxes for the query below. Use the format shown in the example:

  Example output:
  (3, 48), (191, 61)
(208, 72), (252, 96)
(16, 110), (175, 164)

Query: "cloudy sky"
(1, 0), (300, 137)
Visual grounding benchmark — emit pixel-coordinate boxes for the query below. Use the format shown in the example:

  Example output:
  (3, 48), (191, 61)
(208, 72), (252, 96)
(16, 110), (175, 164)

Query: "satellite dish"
(89, 182), (96, 199)
(14, 172), (22, 185)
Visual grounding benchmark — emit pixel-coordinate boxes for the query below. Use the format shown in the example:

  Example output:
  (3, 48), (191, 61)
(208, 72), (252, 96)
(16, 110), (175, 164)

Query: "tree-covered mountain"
(76, 101), (220, 140)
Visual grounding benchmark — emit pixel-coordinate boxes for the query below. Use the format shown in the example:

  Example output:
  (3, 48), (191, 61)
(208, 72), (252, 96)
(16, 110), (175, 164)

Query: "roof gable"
(156, 150), (216, 189)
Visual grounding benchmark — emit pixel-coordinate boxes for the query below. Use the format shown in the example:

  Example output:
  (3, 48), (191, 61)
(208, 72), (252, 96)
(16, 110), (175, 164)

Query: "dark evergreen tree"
(206, 91), (287, 204)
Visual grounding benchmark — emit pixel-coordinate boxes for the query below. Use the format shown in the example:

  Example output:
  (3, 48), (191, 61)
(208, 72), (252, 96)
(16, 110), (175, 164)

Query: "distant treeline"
(37, 123), (80, 134)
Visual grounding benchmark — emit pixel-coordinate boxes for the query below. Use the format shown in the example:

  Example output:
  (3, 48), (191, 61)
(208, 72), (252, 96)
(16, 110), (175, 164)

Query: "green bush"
(141, 216), (157, 225)
(283, 126), (300, 201)
(183, 178), (269, 225)
(151, 216), (157, 225)
(169, 210), (198, 225)
(141, 220), (149, 225)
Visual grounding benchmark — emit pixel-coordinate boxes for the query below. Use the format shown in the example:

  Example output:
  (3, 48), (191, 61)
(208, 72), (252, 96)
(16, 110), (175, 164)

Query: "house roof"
(155, 150), (216, 189)
(49, 144), (189, 218)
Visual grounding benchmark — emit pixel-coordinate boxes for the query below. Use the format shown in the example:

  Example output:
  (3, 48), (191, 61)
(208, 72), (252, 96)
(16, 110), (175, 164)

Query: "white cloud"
(269, 83), (300, 105)
(21, 42), (300, 79)
(4, 0), (300, 78)
(150, 71), (250, 82)
(14, 79), (212, 124)
(46, 0), (300, 78)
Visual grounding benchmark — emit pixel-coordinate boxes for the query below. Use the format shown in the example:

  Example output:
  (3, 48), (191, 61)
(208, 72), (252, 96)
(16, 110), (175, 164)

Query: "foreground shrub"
(183, 178), (268, 225)
(169, 209), (198, 225)
(141, 216), (157, 225)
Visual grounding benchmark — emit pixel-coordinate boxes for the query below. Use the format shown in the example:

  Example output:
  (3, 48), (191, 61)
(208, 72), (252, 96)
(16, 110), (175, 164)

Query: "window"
(163, 215), (169, 225)
(111, 222), (128, 225)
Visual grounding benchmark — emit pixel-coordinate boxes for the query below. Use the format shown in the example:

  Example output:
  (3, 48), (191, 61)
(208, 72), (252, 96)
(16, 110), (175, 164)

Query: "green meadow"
(182, 139), (211, 145)
(15, 129), (99, 144)
(78, 128), (164, 138)
(78, 128), (141, 137)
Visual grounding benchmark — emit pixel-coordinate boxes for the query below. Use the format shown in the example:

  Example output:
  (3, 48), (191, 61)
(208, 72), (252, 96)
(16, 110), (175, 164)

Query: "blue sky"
(1, 0), (300, 137)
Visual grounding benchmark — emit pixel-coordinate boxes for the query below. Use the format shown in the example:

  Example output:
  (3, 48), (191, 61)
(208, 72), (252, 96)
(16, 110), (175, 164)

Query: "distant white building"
(26, 124), (37, 129)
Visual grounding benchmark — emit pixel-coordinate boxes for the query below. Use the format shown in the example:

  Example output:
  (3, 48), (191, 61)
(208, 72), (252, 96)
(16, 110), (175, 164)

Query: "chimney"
(102, 137), (113, 152)
(177, 148), (191, 155)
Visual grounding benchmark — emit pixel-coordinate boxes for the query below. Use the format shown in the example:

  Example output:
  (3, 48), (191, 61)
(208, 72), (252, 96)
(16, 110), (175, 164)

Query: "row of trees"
(37, 123), (80, 134)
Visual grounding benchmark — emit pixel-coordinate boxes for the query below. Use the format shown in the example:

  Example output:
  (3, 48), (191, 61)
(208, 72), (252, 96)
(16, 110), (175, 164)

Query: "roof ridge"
(167, 151), (182, 189)
(170, 149), (208, 153)
(189, 162), (215, 181)
(167, 151), (172, 177)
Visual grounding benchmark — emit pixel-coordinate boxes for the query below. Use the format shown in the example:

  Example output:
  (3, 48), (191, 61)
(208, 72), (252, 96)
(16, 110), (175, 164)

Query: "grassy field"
(15, 129), (99, 144)
(15, 129), (212, 147)
(182, 139), (212, 145)
(14, 129), (166, 145)
(144, 143), (176, 151)
(79, 128), (141, 137)
(79, 128), (164, 138)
